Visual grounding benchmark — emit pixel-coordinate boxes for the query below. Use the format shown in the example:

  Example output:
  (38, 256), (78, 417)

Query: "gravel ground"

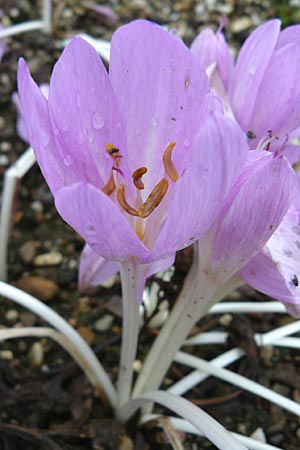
(1, 1), (300, 449)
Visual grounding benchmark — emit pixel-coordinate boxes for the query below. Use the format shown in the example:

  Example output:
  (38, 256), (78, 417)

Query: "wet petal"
(251, 44), (300, 137)
(232, 20), (281, 131)
(17, 59), (68, 194)
(191, 28), (233, 91)
(211, 152), (296, 277)
(110, 20), (209, 192)
(79, 244), (118, 291)
(55, 182), (150, 261)
(276, 24), (300, 49)
(239, 206), (300, 307)
(48, 37), (128, 189)
(151, 113), (248, 260)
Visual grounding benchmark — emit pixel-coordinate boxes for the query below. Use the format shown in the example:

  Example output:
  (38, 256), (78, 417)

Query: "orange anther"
(138, 178), (168, 219)
(117, 184), (139, 216)
(163, 142), (179, 182)
(102, 173), (116, 196)
(132, 167), (148, 190)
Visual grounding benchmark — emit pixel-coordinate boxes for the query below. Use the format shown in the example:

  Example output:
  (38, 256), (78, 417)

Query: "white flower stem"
(116, 260), (141, 411)
(0, 326), (102, 372)
(0, 281), (117, 407)
(118, 391), (248, 450)
(133, 247), (243, 397)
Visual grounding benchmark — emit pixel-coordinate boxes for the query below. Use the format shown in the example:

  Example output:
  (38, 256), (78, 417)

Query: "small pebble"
(133, 359), (142, 372)
(250, 427), (267, 443)
(259, 345), (274, 366)
(77, 326), (95, 345)
(30, 201), (43, 213)
(19, 241), (38, 264)
(5, 309), (19, 322)
(231, 17), (253, 33)
(219, 313), (232, 327)
(15, 276), (58, 302)
(0, 141), (11, 152)
(0, 350), (13, 360)
(94, 314), (114, 332)
(29, 342), (44, 367)
(0, 154), (9, 166)
(34, 252), (63, 267)
(19, 311), (36, 326)
(119, 435), (134, 450)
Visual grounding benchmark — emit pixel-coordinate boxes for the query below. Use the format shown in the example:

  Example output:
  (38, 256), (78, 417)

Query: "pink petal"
(55, 182), (150, 262)
(151, 113), (248, 259)
(17, 59), (68, 195)
(232, 20), (281, 131)
(211, 152), (296, 277)
(109, 20), (209, 191)
(191, 28), (233, 91)
(48, 37), (128, 190)
(79, 244), (118, 291)
(239, 206), (300, 308)
(276, 24), (300, 49)
(251, 44), (300, 137)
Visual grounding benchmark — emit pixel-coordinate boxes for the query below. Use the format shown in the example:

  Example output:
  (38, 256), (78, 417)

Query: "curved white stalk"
(141, 415), (283, 450)
(0, 281), (116, 406)
(209, 301), (286, 315)
(116, 260), (141, 410)
(0, 326), (105, 374)
(42, 0), (52, 33)
(0, 21), (45, 39)
(133, 246), (243, 397)
(0, 148), (36, 281)
(174, 351), (300, 416)
(118, 390), (248, 450)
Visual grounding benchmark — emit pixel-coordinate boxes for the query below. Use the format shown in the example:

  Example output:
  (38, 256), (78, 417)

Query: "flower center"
(102, 142), (179, 219)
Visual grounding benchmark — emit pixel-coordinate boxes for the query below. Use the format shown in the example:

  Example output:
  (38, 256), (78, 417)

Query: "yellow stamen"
(102, 173), (116, 196)
(163, 142), (179, 182)
(138, 178), (168, 219)
(132, 167), (147, 190)
(117, 184), (139, 216)
(105, 143), (121, 157)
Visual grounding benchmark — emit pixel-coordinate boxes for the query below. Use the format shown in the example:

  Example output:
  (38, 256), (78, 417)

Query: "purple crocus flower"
(12, 84), (49, 143)
(192, 19), (300, 149)
(192, 20), (300, 314)
(18, 20), (251, 299)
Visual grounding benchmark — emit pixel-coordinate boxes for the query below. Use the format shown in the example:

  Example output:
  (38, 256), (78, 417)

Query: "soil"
(1, 0), (300, 449)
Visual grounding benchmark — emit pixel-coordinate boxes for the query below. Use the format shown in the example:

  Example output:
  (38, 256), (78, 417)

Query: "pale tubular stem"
(118, 390), (248, 450)
(0, 281), (117, 407)
(132, 247), (243, 398)
(0, 326), (101, 373)
(0, 148), (36, 281)
(141, 415), (280, 450)
(116, 260), (141, 412)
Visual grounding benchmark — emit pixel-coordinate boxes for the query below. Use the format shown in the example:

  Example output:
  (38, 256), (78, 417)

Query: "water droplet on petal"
(41, 130), (50, 146)
(63, 155), (72, 166)
(88, 134), (95, 144)
(53, 128), (59, 136)
(76, 131), (85, 144)
(183, 139), (190, 148)
(85, 224), (96, 235)
(92, 112), (105, 129)
(62, 124), (68, 132)
(75, 93), (81, 107)
(150, 118), (158, 127)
